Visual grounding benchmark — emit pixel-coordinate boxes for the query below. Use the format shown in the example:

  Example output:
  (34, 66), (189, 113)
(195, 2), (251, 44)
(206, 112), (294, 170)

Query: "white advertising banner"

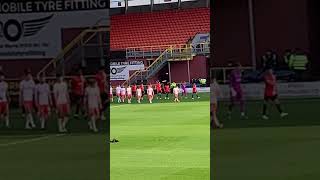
(213, 81), (320, 100)
(110, 61), (145, 81)
(0, 0), (108, 60)
(185, 87), (210, 93)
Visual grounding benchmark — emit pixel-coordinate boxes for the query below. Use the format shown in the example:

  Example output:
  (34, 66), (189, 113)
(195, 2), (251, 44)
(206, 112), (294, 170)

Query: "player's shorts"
(193, 91), (197, 93)
(0, 102), (8, 114)
(174, 93), (179, 98)
(88, 107), (100, 117)
(148, 95), (153, 99)
(137, 94), (142, 98)
(116, 93), (120, 97)
(39, 105), (50, 117)
(23, 101), (34, 112)
(157, 90), (162, 94)
(264, 94), (278, 101)
(57, 104), (70, 116)
(127, 94), (132, 99)
(121, 94), (126, 99)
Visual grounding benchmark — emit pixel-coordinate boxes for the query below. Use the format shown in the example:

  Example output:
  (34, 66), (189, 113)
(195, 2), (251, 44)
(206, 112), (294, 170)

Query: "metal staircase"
(122, 42), (210, 86)
(37, 20), (109, 77)
(123, 49), (171, 86)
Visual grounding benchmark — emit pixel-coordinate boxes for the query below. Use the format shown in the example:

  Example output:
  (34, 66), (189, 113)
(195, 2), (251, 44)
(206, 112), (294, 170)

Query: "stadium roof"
(111, 0), (199, 8)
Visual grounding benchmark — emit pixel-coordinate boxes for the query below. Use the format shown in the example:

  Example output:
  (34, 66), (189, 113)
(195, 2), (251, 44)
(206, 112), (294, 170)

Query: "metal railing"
(37, 17), (109, 77)
(126, 42), (210, 59)
(210, 66), (254, 84)
(122, 48), (171, 86)
(122, 42), (210, 86)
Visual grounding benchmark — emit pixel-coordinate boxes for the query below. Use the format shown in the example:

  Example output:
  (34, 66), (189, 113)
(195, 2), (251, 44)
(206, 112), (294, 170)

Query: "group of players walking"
(0, 67), (107, 133)
(211, 63), (289, 128)
(110, 81), (201, 104)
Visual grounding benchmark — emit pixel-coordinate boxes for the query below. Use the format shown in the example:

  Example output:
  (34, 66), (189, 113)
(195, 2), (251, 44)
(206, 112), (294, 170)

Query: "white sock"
(63, 117), (69, 130)
(5, 116), (9, 127)
(28, 114), (36, 128)
(101, 113), (106, 120)
(25, 115), (31, 128)
(40, 117), (45, 129)
(91, 117), (98, 132)
(88, 121), (93, 130)
(58, 119), (63, 132)
(213, 116), (220, 127)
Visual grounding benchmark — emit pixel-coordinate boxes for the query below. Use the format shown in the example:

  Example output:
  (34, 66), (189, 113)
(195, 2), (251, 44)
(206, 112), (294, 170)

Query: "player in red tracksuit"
(71, 69), (85, 118)
(132, 84), (137, 97)
(191, 83), (200, 99)
(262, 68), (288, 120)
(164, 83), (170, 99)
(140, 83), (145, 100)
(95, 67), (107, 120)
(156, 81), (162, 99)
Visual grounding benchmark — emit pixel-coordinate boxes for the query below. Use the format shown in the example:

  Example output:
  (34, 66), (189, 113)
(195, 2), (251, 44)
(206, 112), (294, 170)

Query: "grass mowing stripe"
(214, 99), (320, 180)
(111, 94), (210, 180)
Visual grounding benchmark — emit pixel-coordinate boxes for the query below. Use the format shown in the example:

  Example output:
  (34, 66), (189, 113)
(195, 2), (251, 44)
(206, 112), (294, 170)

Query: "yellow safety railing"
(126, 44), (191, 56)
(126, 42), (209, 60)
(37, 27), (109, 77)
(121, 42), (210, 86)
(122, 48), (171, 86)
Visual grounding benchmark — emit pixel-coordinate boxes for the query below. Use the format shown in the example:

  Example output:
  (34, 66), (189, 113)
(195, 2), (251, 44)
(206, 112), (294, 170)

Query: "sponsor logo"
(0, 14), (53, 42)
(111, 67), (126, 75)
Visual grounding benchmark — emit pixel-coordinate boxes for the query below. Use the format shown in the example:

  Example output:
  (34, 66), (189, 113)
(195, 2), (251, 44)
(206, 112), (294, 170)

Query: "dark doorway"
(157, 64), (170, 84)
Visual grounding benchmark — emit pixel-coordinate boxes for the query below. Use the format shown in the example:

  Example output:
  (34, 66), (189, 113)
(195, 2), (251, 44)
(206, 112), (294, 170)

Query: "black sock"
(76, 105), (80, 114)
(228, 103), (234, 113)
(276, 104), (283, 113)
(263, 104), (267, 115)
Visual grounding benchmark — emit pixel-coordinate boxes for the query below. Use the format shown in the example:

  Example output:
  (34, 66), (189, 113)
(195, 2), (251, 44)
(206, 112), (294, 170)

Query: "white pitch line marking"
(110, 105), (121, 108)
(0, 134), (65, 147)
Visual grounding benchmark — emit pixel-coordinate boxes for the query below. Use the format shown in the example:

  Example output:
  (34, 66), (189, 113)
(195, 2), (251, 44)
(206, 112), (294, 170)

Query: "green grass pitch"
(3, 93), (319, 179)
(213, 99), (320, 180)
(110, 93), (210, 180)
(0, 110), (108, 180)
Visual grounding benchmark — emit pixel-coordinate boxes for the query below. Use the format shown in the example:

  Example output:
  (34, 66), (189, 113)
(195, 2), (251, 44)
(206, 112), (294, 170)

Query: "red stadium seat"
(110, 8), (210, 50)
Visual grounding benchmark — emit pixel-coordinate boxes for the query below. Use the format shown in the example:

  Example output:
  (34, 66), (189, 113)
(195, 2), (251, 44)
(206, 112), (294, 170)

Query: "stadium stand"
(110, 7), (210, 50)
